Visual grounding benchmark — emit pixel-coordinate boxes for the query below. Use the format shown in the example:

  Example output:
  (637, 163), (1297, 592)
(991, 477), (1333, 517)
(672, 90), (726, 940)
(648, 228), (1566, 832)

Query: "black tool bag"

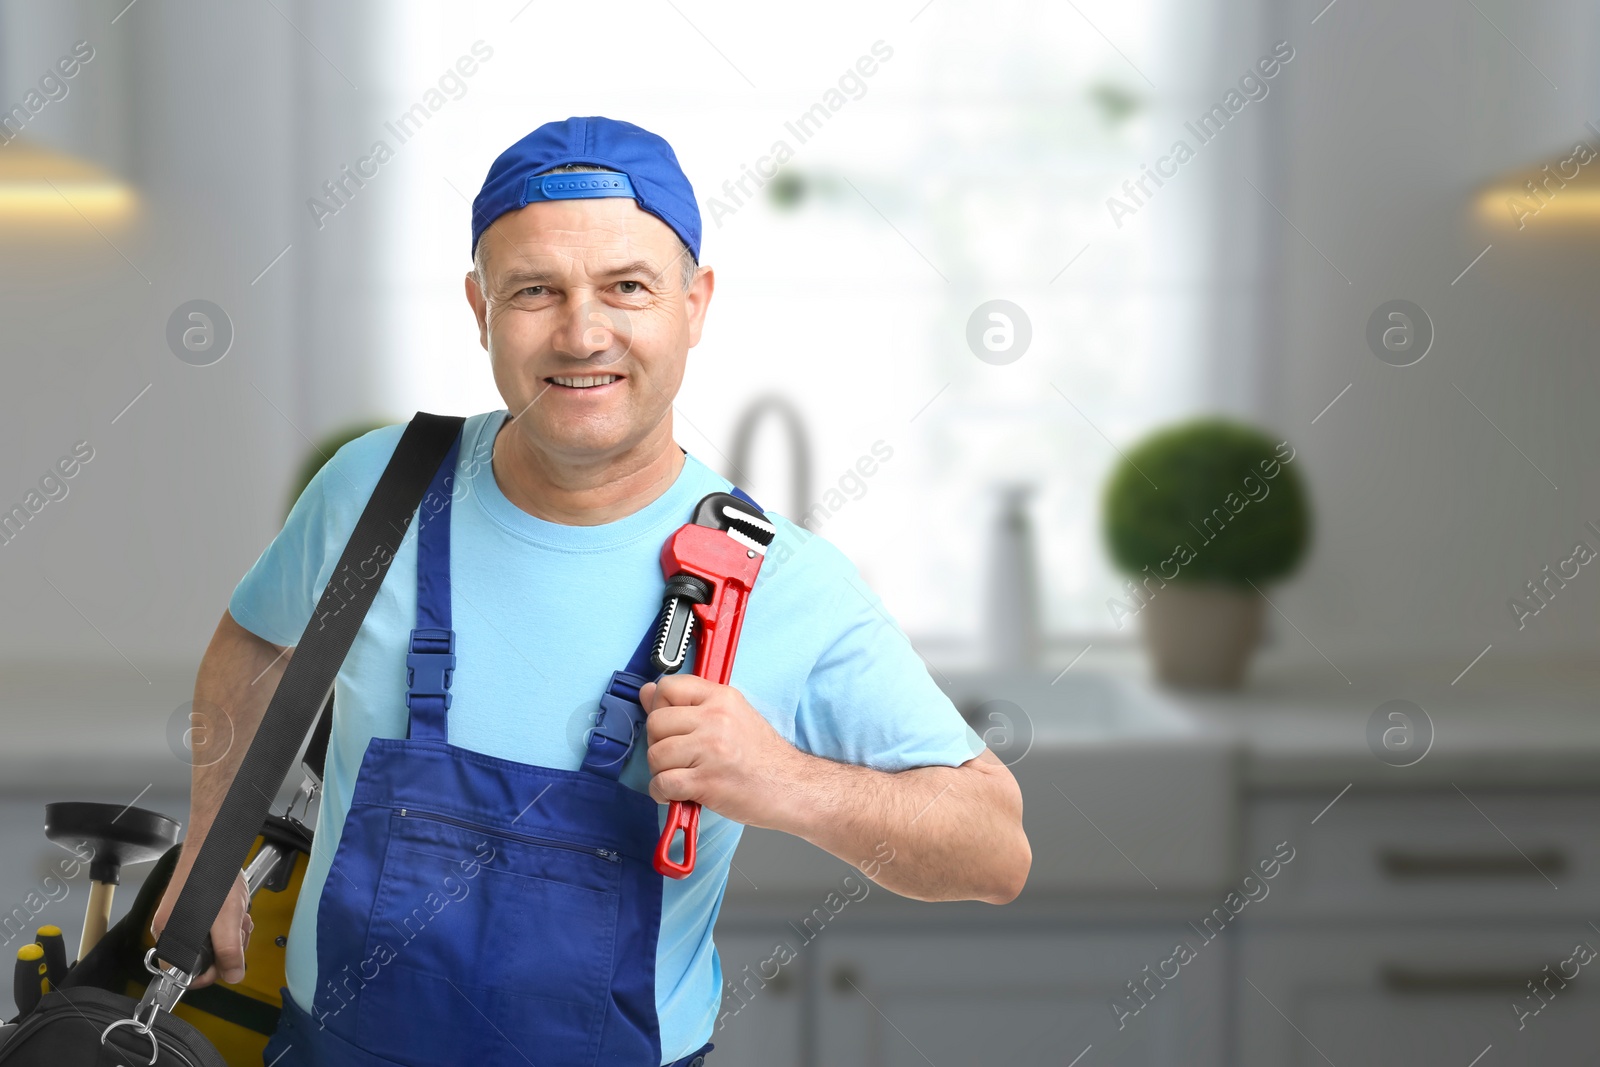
(0, 412), (465, 1067)
(45, 812), (314, 1064)
(0, 986), (228, 1067)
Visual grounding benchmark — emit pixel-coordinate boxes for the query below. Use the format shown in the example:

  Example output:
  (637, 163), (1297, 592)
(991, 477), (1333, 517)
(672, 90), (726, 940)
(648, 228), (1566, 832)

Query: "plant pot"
(1138, 581), (1265, 690)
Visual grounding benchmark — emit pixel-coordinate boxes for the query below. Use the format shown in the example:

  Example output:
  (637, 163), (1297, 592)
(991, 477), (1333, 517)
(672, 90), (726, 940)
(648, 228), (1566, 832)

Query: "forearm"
(637, 675), (1031, 902)
(182, 610), (293, 854)
(772, 748), (1030, 904)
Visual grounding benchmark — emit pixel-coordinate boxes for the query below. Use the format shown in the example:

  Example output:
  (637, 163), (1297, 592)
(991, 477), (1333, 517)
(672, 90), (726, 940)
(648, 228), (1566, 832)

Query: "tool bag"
(24, 812), (317, 1064)
(0, 413), (466, 1067)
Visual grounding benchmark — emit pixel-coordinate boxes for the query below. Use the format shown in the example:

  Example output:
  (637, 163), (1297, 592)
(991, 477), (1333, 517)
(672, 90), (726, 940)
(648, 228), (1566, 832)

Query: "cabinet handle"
(1381, 965), (1536, 994)
(1377, 848), (1566, 879)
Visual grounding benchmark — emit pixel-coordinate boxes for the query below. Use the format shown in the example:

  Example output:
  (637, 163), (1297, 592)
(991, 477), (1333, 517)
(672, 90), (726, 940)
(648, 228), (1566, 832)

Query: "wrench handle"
(655, 800), (700, 879)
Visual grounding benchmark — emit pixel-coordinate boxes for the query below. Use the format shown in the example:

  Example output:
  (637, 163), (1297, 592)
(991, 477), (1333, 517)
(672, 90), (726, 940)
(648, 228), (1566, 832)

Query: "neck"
(489, 413), (685, 526)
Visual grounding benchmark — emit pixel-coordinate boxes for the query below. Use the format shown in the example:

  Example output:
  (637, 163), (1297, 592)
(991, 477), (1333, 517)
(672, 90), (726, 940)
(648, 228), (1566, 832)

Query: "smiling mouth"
(545, 374), (622, 390)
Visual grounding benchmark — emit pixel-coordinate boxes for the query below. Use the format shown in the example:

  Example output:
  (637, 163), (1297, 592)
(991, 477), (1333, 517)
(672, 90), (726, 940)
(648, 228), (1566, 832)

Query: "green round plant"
(1102, 418), (1311, 586)
(284, 418), (395, 519)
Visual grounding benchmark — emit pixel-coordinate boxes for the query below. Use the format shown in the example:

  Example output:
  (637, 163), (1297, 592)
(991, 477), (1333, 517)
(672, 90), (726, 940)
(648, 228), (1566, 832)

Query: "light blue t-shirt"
(228, 409), (983, 1063)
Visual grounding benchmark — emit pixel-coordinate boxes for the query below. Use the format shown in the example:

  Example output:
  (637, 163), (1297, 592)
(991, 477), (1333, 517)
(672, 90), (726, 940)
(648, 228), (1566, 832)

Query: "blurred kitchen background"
(4, 0), (1600, 1063)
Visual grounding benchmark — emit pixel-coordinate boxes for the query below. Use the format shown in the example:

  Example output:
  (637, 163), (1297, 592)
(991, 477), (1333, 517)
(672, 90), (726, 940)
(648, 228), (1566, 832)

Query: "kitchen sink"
(940, 668), (1239, 895)
(945, 667), (1207, 747)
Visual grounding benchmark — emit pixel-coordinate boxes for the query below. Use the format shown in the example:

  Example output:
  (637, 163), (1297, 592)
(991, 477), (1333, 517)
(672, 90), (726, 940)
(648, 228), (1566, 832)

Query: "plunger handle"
(78, 881), (115, 963)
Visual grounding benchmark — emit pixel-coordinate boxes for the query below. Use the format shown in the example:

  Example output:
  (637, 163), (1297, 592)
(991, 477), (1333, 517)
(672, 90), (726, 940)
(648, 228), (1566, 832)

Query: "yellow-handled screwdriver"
(34, 925), (67, 990)
(12, 943), (44, 1016)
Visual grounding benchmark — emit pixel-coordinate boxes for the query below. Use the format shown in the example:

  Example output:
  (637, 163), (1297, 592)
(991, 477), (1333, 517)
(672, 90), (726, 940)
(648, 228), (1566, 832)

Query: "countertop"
(2, 651), (1599, 794)
(1088, 647), (1600, 790)
(924, 643), (1600, 791)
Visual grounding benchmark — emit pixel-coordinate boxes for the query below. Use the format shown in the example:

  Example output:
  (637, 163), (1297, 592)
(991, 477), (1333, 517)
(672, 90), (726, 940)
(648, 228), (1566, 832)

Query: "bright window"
(373, 0), (1221, 658)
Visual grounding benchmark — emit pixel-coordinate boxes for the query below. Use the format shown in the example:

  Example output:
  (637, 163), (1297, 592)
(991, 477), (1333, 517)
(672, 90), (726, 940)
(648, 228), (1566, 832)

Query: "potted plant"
(1102, 418), (1311, 689)
(285, 418), (395, 517)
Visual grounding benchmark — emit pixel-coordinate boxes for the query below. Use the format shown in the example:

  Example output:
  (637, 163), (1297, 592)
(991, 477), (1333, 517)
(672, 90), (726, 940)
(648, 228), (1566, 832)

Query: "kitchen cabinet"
(712, 927), (808, 1067)
(1237, 928), (1597, 1066)
(812, 928), (1226, 1067)
(1236, 789), (1600, 1066)
(711, 787), (1600, 1066)
(1244, 791), (1600, 916)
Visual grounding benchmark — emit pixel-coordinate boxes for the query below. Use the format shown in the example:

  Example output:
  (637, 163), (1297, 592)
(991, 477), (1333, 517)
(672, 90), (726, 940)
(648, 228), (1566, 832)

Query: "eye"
(617, 280), (643, 295)
(516, 285), (546, 298)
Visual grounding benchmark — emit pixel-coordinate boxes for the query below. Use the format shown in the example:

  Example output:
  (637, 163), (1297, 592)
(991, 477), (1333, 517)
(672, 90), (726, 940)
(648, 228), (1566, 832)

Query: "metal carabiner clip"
(100, 1014), (161, 1067)
(101, 947), (195, 1066)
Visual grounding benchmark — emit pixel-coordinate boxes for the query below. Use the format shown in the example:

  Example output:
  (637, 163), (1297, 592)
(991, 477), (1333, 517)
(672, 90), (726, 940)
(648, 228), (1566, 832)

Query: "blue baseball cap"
(470, 115), (701, 266)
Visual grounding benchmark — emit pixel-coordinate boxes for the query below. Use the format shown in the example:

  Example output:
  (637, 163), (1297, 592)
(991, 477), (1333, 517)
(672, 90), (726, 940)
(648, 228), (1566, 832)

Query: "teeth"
(550, 375), (620, 388)
(722, 505), (775, 539)
(723, 505), (776, 556)
(728, 526), (768, 555)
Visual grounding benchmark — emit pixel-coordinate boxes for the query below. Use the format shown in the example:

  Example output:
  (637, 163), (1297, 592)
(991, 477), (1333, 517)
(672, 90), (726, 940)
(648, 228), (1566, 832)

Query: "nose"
(554, 297), (627, 367)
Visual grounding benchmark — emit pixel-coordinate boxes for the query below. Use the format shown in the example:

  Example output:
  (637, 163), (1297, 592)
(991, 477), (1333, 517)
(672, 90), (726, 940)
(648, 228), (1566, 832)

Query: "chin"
(542, 422), (636, 457)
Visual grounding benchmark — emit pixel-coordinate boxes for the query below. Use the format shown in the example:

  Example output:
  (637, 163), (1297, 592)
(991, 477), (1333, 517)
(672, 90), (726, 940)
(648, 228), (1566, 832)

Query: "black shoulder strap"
(156, 411), (465, 977)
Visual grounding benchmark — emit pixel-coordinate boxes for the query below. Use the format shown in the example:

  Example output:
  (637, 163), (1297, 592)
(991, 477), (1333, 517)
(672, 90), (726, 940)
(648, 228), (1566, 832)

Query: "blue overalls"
(264, 429), (747, 1067)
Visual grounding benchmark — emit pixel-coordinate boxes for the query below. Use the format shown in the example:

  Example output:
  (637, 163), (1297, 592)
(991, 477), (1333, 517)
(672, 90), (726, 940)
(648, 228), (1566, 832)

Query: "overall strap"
(580, 485), (764, 780)
(406, 426), (464, 741)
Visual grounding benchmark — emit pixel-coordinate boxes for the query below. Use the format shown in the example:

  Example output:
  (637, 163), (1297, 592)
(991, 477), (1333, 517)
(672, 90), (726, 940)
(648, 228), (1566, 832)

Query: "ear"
(464, 269), (489, 350)
(684, 265), (714, 349)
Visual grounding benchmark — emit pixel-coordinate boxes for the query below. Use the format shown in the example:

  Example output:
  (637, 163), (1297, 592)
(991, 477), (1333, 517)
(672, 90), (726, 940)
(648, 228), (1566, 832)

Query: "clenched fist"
(639, 674), (803, 831)
(149, 851), (252, 988)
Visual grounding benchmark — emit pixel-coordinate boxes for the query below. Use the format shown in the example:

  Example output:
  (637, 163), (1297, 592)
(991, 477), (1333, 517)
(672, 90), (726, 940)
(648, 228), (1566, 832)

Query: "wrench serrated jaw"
(721, 503), (775, 537)
(720, 504), (775, 555)
(727, 525), (768, 555)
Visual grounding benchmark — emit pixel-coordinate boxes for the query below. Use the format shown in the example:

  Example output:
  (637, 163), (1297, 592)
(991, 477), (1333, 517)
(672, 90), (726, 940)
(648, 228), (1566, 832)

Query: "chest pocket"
(351, 805), (625, 1066)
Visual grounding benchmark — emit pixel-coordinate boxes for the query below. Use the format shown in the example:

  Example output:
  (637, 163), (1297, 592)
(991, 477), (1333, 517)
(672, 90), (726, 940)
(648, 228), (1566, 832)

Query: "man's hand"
(639, 674), (801, 830)
(149, 854), (253, 988)
(639, 674), (1031, 903)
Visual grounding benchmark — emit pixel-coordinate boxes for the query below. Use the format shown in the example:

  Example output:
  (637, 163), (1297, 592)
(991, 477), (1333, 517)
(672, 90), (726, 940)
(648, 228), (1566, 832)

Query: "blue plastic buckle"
(405, 627), (456, 710)
(589, 670), (647, 749)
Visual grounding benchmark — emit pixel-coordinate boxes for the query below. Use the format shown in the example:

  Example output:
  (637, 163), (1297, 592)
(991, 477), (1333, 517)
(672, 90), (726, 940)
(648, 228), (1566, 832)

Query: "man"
(153, 116), (1029, 1067)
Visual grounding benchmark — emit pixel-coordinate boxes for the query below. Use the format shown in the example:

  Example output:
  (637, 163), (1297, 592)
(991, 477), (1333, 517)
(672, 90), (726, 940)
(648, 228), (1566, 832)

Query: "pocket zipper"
(396, 807), (623, 863)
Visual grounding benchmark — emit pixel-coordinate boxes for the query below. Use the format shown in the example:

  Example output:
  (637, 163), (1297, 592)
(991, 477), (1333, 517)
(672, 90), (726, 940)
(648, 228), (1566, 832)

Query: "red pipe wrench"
(650, 492), (775, 878)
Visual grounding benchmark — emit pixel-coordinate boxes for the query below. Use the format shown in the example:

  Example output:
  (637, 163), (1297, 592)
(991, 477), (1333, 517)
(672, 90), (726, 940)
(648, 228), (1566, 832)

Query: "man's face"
(465, 196), (712, 464)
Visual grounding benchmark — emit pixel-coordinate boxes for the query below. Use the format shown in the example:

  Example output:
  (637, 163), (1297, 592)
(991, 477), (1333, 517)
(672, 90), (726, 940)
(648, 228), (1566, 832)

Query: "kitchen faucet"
(725, 394), (812, 522)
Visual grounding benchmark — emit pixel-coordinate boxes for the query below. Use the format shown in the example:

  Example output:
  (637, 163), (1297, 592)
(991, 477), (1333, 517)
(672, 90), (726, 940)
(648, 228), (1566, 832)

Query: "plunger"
(44, 802), (180, 963)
